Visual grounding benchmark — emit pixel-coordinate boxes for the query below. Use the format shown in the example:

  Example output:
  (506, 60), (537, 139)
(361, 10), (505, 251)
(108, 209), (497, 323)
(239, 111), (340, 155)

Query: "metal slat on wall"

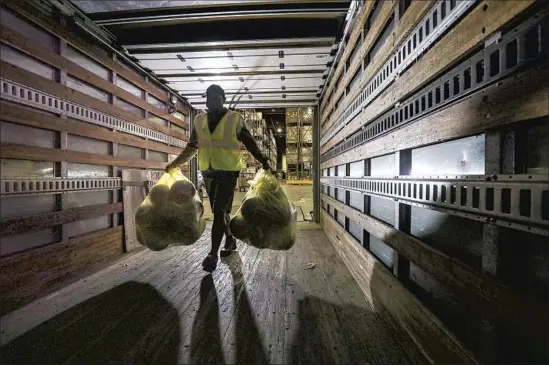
(0, 78), (187, 148)
(321, 174), (549, 235)
(321, 0), (479, 146)
(1, 177), (121, 196)
(322, 10), (548, 163)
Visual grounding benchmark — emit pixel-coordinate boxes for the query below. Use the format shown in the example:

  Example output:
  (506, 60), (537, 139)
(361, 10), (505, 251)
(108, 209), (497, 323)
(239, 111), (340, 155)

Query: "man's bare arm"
(166, 128), (198, 170)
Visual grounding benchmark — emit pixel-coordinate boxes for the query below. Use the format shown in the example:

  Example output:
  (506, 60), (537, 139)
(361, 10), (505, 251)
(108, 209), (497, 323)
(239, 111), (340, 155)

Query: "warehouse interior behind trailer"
(0, 0), (548, 364)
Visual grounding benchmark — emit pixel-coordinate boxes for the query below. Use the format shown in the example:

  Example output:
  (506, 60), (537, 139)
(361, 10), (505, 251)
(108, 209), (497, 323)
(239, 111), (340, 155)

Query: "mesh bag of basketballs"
(135, 168), (206, 251)
(230, 169), (297, 250)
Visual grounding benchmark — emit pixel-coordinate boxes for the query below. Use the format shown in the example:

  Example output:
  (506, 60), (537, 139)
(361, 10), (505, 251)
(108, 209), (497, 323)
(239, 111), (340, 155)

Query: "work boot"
(202, 254), (218, 273)
(220, 236), (237, 257)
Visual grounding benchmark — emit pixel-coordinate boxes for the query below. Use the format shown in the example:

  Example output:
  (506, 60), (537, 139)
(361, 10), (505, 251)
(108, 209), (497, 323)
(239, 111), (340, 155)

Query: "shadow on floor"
(222, 252), (268, 365)
(0, 281), (181, 364)
(190, 275), (225, 364)
(288, 294), (422, 365)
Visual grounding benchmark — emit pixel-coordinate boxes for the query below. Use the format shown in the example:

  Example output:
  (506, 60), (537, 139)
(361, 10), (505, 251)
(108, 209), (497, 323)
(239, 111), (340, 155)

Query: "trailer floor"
(203, 184), (315, 222)
(0, 224), (426, 364)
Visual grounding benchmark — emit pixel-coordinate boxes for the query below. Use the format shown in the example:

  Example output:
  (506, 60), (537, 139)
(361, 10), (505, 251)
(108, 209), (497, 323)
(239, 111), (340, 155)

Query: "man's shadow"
(0, 281), (181, 364)
(223, 252), (268, 364)
(189, 252), (267, 365)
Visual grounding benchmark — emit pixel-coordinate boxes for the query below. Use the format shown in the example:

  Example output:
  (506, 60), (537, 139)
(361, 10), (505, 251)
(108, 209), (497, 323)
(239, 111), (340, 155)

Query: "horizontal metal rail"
(321, 0), (478, 146)
(1, 169), (167, 197)
(321, 174), (549, 236)
(0, 78), (187, 148)
(321, 10), (548, 163)
(1, 177), (122, 196)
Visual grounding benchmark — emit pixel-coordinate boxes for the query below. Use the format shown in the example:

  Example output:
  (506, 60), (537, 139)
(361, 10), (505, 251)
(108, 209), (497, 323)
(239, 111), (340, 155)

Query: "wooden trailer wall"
(318, 0), (548, 363)
(0, 1), (192, 316)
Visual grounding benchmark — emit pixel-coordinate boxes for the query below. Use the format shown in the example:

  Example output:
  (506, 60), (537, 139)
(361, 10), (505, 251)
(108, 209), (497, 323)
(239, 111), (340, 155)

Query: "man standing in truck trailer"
(166, 85), (271, 272)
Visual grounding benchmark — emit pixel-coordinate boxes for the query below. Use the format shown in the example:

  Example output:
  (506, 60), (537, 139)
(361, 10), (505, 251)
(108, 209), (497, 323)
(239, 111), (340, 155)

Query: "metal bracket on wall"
(321, 10), (548, 163)
(321, 0), (479, 146)
(0, 177), (121, 197)
(321, 174), (549, 236)
(0, 78), (187, 148)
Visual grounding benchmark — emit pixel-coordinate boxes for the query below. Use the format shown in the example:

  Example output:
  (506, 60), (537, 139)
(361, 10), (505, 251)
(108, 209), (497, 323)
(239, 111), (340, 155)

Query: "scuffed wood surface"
(0, 202), (123, 236)
(0, 224), (426, 364)
(0, 226), (125, 316)
(320, 211), (477, 364)
(322, 66), (549, 168)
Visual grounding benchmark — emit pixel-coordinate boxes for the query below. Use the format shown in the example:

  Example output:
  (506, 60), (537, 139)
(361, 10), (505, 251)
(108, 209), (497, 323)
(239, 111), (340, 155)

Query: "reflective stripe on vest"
(196, 111), (243, 171)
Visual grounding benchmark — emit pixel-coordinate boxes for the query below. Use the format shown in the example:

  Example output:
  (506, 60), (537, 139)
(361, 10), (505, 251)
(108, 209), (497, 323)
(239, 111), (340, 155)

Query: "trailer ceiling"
(70, 0), (351, 110)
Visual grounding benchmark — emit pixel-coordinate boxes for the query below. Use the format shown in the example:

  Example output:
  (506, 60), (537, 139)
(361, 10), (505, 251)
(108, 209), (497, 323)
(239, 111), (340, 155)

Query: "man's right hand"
(262, 161), (272, 173)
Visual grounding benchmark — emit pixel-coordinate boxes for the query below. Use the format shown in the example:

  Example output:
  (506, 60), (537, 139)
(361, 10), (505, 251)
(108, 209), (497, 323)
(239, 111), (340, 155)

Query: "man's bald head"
(206, 84), (226, 113)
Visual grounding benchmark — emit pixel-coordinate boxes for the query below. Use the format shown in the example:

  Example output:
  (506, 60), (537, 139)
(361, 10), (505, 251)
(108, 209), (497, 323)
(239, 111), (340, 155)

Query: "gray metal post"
(312, 104), (321, 223)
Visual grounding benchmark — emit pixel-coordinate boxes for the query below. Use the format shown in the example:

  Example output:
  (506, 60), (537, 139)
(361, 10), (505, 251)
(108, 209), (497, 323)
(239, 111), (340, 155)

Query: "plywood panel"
(66, 75), (110, 103)
(115, 97), (145, 117)
(0, 121), (56, 148)
(0, 194), (56, 219)
(118, 144), (143, 159)
(411, 135), (485, 176)
(371, 153), (395, 176)
(0, 159), (54, 177)
(116, 75), (143, 98)
(370, 196), (395, 225)
(369, 235), (395, 269)
(147, 93), (166, 111)
(0, 44), (55, 80)
(0, 144), (167, 170)
(0, 6), (55, 51)
(148, 150), (168, 163)
(0, 228), (56, 257)
(349, 191), (363, 211)
(0, 226), (124, 316)
(148, 114), (169, 128)
(67, 163), (110, 178)
(65, 44), (109, 80)
(0, 203), (122, 237)
(348, 219), (363, 243)
(67, 134), (110, 155)
(410, 206), (483, 269)
(65, 216), (110, 239)
(65, 191), (110, 209)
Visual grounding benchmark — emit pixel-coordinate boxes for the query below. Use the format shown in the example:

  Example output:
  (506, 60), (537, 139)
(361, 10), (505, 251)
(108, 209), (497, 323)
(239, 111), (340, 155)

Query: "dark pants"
(203, 172), (238, 256)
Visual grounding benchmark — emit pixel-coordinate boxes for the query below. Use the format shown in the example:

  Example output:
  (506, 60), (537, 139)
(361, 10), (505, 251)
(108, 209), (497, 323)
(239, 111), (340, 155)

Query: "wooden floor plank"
(1, 224), (426, 364)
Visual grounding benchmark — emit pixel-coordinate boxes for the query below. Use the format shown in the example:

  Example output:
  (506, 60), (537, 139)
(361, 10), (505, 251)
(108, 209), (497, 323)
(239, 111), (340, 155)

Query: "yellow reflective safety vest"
(196, 110), (243, 171)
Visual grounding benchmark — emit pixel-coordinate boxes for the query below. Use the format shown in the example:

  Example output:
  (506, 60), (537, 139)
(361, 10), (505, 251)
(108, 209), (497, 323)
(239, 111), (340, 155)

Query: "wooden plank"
(0, 0), (188, 114)
(321, 0), (434, 146)
(321, 66), (548, 168)
(323, 0), (537, 150)
(0, 142), (185, 171)
(0, 101), (181, 155)
(321, 1), (397, 124)
(0, 202), (123, 236)
(320, 210), (477, 364)
(319, 1), (376, 114)
(321, 194), (548, 336)
(286, 225), (426, 364)
(0, 61), (188, 142)
(0, 225), (124, 316)
(0, 25), (189, 130)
